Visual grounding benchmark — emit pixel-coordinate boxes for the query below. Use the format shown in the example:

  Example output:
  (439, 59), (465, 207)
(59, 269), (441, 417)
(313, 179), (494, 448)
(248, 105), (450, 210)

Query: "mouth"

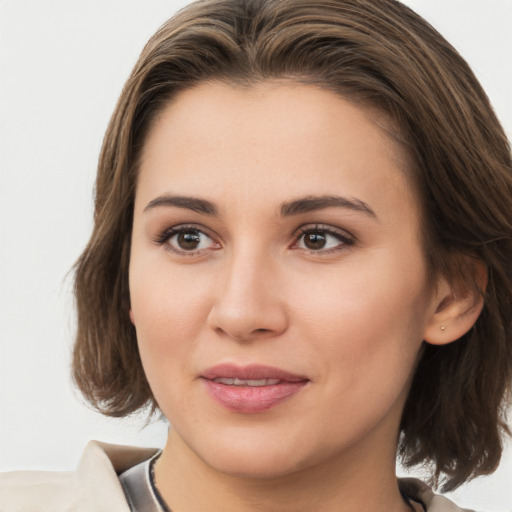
(211, 377), (282, 386)
(200, 364), (309, 413)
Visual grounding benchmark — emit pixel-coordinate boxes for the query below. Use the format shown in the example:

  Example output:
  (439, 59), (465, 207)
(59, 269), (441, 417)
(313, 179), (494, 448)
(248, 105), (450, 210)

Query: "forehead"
(136, 81), (417, 221)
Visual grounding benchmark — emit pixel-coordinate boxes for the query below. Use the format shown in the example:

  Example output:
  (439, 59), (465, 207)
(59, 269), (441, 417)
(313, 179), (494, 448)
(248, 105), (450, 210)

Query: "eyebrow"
(144, 195), (218, 215)
(143, 193), (376, 219)
(280, 195), (376, 218)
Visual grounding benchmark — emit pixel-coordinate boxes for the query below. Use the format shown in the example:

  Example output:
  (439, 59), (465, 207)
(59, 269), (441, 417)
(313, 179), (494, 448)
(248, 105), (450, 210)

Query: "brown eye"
(295, 226), (353, 253)
(162, 227), (219, 254)
(303, 232), (327, 250)
(177, 231), (201, 250)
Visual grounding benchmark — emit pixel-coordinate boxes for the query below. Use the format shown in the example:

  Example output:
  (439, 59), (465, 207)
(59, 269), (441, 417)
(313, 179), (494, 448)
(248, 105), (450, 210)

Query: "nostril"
(206, 286), (289, 341)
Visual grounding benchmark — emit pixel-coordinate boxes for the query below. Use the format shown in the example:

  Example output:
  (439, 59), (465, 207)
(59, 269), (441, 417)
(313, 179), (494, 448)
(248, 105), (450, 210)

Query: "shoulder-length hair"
(73, 0), (512, 491)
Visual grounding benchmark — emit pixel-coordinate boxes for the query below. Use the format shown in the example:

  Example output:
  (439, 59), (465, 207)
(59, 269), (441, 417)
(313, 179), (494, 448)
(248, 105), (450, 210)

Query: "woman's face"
(129, 82), (441, 477)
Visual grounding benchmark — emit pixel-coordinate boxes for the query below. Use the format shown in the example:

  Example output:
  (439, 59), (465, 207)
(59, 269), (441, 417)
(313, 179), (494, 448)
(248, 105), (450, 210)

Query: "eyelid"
(153, 223), (221, 255)
(291, 223), (355, 253)
(152, 222), (354, 256)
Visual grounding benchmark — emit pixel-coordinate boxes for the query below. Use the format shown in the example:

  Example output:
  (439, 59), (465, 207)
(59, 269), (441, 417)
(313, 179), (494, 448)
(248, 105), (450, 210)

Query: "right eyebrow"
(280, 195), (376, 218)
(143, 195), (219, 216)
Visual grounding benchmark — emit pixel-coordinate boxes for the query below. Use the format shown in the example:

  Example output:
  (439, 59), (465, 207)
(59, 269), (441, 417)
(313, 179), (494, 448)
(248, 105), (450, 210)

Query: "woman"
(1, 0), (511, 510)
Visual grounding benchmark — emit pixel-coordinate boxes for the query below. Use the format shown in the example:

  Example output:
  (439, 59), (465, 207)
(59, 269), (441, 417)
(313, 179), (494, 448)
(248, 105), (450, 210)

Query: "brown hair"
(73, 0), (512, 491)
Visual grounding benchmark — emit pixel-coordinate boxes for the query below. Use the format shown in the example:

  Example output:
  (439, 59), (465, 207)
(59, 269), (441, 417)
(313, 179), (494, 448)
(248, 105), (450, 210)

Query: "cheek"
(129, 259), (214, 384)
(292, 251), (430, 385)
(130, 251), (212, 329)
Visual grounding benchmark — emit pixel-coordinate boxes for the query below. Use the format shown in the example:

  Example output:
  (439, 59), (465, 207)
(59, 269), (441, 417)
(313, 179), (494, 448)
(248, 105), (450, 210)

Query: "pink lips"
(201, 364), (309, 414)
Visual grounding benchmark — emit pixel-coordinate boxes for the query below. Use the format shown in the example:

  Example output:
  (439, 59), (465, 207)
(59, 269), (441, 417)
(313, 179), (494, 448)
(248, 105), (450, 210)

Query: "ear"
(129, 308), (136, 325)
(423, 261), (487, 346)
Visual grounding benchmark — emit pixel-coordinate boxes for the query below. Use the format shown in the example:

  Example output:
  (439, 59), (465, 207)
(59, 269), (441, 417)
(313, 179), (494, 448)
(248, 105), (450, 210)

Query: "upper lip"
(201, 364), (308, 382)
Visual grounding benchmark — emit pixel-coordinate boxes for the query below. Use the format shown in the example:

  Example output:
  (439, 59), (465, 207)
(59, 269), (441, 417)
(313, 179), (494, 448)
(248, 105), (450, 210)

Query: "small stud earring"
(440, 326), (446, 331)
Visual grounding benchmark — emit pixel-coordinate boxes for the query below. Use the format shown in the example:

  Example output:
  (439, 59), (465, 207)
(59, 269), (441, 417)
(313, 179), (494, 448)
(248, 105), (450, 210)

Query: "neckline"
(144, 453), (427, 512)
(149, 454), (172, 512)
(401, 491), (427, 512)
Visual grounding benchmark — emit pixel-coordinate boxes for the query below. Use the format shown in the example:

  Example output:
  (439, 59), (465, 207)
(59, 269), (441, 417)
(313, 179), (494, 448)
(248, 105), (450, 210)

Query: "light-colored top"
(0, 440), (475, 511)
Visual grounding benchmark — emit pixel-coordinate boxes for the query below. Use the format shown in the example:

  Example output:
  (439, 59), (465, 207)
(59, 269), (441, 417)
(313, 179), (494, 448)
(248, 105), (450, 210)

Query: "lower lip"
(202, 379), (308, 413)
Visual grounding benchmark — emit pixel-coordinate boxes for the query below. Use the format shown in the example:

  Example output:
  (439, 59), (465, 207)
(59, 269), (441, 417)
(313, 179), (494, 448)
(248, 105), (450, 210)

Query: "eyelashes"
(293, 225), (355, 253)
(153, 223), (355, 256)
(153, 225), (220, 255)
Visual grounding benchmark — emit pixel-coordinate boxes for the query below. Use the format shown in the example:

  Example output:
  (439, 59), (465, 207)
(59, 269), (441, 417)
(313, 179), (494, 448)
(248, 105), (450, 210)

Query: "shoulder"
(0, 469), (80, 511)
(399, 478), (477, 512)
(0, 441), (158, 512)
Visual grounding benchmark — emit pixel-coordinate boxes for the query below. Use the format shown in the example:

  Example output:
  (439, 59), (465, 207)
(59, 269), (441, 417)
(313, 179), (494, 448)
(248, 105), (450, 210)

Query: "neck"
(154, 429), (412, 512)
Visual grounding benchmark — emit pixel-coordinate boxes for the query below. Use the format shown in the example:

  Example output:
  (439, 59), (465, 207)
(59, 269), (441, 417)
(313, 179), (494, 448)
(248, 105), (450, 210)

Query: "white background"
(0, 1), (511, 509)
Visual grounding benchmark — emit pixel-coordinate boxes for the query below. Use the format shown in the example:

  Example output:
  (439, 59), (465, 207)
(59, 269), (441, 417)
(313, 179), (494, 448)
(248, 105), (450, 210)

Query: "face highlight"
(129, 82), (440, 479)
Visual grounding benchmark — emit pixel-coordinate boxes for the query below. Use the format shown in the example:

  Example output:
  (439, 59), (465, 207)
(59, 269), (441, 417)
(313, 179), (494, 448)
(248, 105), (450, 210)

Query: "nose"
(206, 248), (289, 342)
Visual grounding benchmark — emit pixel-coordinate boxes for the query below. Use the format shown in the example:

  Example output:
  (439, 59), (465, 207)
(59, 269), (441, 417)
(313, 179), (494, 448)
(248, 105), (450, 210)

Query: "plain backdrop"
(1, 1), (511, 510)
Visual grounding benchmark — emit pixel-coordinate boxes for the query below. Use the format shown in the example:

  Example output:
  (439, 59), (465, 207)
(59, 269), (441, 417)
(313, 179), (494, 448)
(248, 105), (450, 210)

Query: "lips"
(201, 364), (309, 413)
(202, 363), (307, 382)
(213, 377), (281, 386)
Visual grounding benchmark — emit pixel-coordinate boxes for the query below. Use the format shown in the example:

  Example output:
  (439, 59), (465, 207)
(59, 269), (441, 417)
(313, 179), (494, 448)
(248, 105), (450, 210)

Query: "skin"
(129, 81), (474, 512)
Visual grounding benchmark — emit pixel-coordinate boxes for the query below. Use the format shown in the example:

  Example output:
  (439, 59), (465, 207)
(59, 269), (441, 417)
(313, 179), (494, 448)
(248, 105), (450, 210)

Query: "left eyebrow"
(143, 195), (219, 215)
(280, 195), (377, 218)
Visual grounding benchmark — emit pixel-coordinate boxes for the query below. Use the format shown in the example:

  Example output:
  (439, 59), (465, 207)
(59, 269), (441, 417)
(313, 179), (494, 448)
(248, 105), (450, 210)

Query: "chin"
(185, 428), (326, 480)
(206, 450), (307, 480)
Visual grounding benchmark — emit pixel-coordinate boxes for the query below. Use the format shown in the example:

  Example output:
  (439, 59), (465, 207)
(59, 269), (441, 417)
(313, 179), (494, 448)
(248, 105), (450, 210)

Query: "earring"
(440, 326), (446, 332)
